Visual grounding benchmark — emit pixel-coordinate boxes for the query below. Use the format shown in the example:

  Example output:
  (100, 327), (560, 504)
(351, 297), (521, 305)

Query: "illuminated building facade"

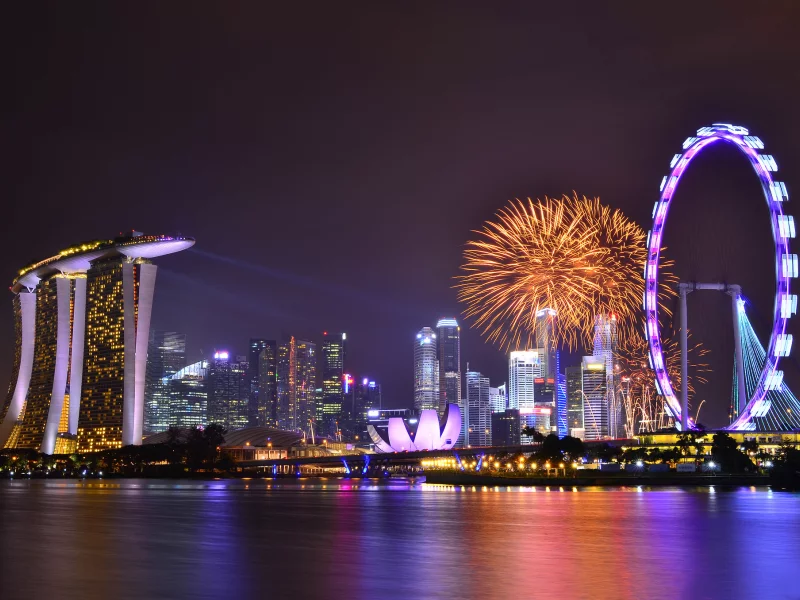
(320, 332), (345, 434)
(436, 318), (461, 416)
(556, 372), (567, 438)
(14, 275), (68, 452)
(166, 360), (208, 428)
(508, 350), (541, 412)
(535, 308), (557, 380)
(257, 340), (278, 427)
(593, 314), (621, 438)
(520, 406), (551, 442)
(277, 337), (316, 432)
(414, 327), (439, 411)
(248, 338), (277, 427)
(353, 378), (381, 440)
(565, 365), (584, 435)
(208, 352), (249, 430)
(295, 340), (316, 432)
(491, 409), (520, 446)
(582, 356), (608, 441)
(144, 330), (186, 434)
(489, 384), (507, 413)
(465, 370), (491, 447)
(276, 340), (294, 430)
(0, 233), (194, 453)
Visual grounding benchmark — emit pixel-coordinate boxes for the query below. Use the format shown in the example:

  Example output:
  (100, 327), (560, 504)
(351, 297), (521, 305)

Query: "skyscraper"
(535, 308), (557, 380)
(295, 340), (316, 432)
(520, 406), (552, 442)
(436, 318), (461, 416)
(276, 340), (294, 430)
(565, 365), (584, 436)
(248, 339), (276, 427)
(166, 359), (208, 429)
(593, 314), (621, 437)
(0, 233), (194, 454)
(491, 408), (520, 446)
(582, 355), (608, 441)
(277, 337), (316, 432)
(465, 370), (491, 447)
(489, 384), (507, 413)
(208, 351), (249, 430)
(144, 330), (186, 435)
(556, 371), (568, 438)
(508, 350), (541, 412)
(257, 341), (278, 427)
(334, 373), (358, 439)
(354, 378), (381, 430)
(414, 327), (439, 411)
(320, 332), (345, 435)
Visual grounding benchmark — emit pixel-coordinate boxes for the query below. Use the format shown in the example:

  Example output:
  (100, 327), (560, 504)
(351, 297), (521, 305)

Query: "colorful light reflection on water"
(0, 479), (798, 600)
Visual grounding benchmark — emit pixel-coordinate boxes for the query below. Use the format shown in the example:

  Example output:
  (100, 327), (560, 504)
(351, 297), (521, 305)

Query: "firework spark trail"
(457, 193), (676, 351)
(615, 329), (710, 434)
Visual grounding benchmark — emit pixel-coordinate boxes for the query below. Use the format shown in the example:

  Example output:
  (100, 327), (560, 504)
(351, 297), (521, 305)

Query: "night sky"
(2, 2), (800, 428)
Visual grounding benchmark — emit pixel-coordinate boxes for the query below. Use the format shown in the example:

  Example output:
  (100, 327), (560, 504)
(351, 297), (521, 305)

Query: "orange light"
(456, 193), (675, 351)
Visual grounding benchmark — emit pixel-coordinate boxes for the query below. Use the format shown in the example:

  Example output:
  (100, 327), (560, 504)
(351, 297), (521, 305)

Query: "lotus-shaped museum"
(367, 404), (461, 453)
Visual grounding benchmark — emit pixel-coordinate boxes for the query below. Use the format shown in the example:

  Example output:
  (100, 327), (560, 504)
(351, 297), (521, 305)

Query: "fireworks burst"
(615, 329), (710, 434)
(457, 193), (675, 351)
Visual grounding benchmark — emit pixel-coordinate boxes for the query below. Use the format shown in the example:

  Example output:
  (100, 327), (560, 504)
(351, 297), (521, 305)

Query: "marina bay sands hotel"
(0, 232), (194, 454)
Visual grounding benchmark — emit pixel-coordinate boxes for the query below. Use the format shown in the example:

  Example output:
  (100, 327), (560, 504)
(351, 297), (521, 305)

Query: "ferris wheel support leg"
(729, 287), (747, 418)
(679, 284), (690, 430)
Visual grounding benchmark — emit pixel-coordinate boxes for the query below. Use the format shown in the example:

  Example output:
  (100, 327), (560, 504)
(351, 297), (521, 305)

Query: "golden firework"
(456, 193), (675, 351)
(616, 328), (710, 433)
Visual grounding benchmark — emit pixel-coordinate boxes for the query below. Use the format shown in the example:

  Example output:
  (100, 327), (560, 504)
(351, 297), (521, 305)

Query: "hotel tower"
(0, 232), (194, 454)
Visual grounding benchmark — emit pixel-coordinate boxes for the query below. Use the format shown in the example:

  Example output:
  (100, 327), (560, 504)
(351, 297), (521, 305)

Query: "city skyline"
(2, 4), (800, 430)
(2, 6), (800, 600)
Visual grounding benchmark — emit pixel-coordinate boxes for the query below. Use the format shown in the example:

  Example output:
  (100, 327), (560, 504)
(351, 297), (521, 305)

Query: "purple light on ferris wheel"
(645, 123), (795, 430)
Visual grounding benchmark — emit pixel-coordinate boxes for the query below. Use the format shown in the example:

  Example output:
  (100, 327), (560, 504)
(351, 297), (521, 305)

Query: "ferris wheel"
(644, 123), (795, 430)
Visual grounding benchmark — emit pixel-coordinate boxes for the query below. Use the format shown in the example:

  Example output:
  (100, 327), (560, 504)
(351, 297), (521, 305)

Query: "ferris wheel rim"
(644, 123), (794, 431)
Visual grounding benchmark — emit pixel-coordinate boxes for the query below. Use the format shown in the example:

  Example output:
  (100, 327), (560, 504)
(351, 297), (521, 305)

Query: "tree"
(660, 447), (682, 465)
(521, 426), (545, 443)
(559, 436), (585, 462)
(621, 447), (648, 464)
(538, 434), (563, 461)
(769, 444), (800, 489)
(741, 438), (759, 458)
(710, 432), (754, 473)
(185, 424), (227, 472)
(588, 443), (622, 463)
(676, 432), (695, 462)
(166, 426), (186, 466)
(693, 435), (706, 460)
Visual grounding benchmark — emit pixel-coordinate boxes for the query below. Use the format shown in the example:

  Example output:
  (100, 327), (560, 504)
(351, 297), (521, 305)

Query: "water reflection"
(0, 479), (798, 600)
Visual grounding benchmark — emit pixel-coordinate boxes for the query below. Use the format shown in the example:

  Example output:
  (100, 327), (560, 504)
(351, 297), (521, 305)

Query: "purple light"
(646, 124), (792, 430)
(367, 404), (461, 453)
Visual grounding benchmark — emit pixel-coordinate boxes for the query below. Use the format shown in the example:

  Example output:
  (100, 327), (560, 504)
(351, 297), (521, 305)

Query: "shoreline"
(423, 471), (772, 488)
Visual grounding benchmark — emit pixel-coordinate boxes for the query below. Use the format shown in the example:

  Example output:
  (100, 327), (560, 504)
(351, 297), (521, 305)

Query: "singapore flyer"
(645, 123), (796, 431)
